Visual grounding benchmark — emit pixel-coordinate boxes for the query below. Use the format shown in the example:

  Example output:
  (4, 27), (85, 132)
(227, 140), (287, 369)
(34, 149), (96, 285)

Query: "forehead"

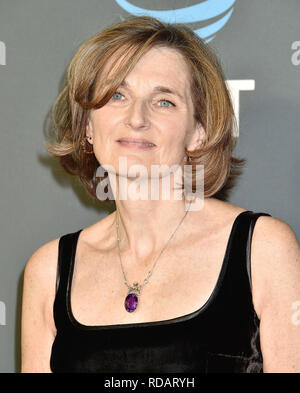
(132, 46), (189, 74)
(103, 46), (191, 91)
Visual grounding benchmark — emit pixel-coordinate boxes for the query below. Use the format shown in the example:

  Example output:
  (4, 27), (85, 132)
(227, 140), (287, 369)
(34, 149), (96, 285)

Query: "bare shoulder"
(249, 216), (300, 371)
(251, 214), (300, 264)
(23, 236), (62, 323)
(209, 198), (300, 259)
(24, 237), (60, 291)
(22, 236), (62, 372)
(250, 214), (300, 316)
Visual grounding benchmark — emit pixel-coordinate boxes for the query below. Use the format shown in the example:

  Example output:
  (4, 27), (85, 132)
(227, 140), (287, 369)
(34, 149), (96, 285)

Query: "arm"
(251, 216), (300, 372)
(21, 238), (59, 373)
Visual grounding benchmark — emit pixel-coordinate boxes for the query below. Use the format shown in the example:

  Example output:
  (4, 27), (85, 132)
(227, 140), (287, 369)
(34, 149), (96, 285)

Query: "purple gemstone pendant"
(124, 282), (140, 312)
(125, 293), (138, 312)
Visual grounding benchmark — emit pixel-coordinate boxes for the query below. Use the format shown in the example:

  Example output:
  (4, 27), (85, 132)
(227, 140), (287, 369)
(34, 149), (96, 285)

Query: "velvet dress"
(50, 210), (271, 373)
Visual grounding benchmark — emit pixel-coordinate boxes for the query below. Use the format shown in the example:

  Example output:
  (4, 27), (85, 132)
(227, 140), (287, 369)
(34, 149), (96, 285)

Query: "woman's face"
(86, 46), (205, 179)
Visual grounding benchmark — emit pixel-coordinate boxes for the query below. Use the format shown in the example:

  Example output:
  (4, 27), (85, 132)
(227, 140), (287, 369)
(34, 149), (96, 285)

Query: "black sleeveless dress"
(50, 210), (271, 373)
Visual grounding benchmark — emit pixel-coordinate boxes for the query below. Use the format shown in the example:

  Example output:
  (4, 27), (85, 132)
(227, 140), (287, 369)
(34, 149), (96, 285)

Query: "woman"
(21, 16), (300, 373)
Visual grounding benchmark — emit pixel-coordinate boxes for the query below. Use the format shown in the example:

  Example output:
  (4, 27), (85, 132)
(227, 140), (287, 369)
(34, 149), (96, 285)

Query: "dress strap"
(246, 212), (272, 291)
(54, 229), (82, 330)
(217, 210), (272, 318)
(56, 230), (82, 294)
(206, 210), (272, 368)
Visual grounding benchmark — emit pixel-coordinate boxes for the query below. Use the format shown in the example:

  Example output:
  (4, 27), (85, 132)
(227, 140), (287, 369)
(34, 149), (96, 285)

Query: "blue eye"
(111, 92), (124, 100)
(159, 99), (174, 107)
(110, 92), (174, 107)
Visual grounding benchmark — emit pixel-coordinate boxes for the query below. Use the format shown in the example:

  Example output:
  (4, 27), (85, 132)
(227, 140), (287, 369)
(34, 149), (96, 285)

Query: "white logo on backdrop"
(0, 41), (6, 65)
(115, 0), (236, 43)
(227, 80), (255, 137)
(0, 301), (6, 326)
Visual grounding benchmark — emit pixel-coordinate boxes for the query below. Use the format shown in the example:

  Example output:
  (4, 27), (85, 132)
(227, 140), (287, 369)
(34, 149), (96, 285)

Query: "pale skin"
(21, 47), (300, 372)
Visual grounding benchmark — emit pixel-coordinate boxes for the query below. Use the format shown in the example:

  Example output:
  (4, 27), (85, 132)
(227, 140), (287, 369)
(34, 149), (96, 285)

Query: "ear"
(86, 116), (94, 144)
(186, 122), (206, 153)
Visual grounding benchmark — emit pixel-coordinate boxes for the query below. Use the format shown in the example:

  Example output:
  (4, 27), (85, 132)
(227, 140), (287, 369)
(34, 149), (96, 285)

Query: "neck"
(109, 171), (202, 263)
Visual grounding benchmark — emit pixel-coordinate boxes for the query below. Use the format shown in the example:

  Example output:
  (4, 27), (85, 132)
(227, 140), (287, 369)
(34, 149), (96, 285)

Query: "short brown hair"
(45, 15), (246, 202)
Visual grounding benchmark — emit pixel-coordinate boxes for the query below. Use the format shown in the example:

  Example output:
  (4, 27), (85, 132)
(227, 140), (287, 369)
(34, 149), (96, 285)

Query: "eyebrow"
(119, 80), (185, 102)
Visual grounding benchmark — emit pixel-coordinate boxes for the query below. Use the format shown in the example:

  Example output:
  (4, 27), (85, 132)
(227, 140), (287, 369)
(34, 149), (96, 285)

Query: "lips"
(117, 138), (156, 147)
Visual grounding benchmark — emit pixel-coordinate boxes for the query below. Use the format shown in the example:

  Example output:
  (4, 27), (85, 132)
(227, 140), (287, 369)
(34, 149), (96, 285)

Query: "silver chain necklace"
(116, 200), (192, 313)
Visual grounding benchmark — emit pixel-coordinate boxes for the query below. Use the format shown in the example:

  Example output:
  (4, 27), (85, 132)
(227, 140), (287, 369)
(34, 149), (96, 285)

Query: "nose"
(125, 99), (149, 130)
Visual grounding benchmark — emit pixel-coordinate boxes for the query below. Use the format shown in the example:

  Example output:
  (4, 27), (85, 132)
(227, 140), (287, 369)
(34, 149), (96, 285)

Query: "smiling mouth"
(116, 139), (156, 149)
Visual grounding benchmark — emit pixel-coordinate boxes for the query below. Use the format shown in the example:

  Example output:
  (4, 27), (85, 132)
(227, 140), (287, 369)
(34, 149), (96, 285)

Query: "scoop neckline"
(66, 210), (252, 330)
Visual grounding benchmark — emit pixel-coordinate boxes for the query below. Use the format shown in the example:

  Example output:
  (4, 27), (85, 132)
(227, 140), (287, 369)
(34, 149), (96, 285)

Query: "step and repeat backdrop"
(0, 0), (299, 372)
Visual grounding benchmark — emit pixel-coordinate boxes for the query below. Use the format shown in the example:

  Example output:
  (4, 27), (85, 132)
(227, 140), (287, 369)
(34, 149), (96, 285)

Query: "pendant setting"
(124, 282), (141, 312)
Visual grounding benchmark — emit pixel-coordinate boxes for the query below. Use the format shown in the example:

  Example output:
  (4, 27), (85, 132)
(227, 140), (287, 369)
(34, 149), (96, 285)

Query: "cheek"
(160, 121), (188, 150)
(92, 111), (118, 144)
(90, 122), (116, 165)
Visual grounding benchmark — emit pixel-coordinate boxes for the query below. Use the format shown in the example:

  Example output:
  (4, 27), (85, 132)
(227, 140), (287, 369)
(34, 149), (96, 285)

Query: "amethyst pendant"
(124, 282), (140, 312)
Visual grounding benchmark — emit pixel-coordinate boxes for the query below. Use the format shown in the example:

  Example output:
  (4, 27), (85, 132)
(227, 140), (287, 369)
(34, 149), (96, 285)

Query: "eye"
(110, 92), (175, 107)
(158, 99), (175, 108)
(111, 91), (124, 101)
